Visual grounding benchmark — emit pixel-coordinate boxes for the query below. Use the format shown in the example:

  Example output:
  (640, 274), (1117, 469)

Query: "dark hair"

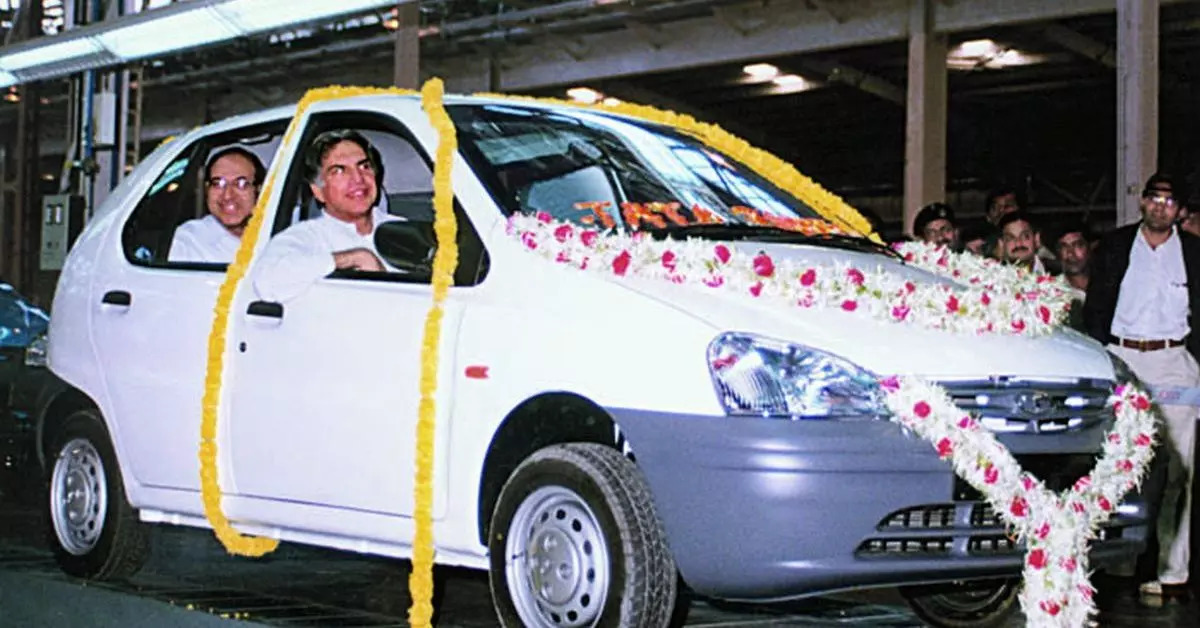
(997, 210), (1036, 232)
(1050, 219), (1094, 247)
(304, 129), (384, 186)
(913, 202), (955, 235)
(1143, 172), (1180, 200)
(205, 146), (266, 185)
(984, 187), (1018, 213)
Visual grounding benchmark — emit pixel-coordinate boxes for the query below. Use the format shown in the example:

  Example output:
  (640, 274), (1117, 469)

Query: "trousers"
(1110, 344), (1199, 584)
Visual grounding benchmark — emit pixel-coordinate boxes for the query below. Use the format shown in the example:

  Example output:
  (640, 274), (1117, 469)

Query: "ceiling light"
(98, 8), (240, 60)
(743, 62), (780, 80)
(214, 0), (399, 35)
(3, 91), (19, 103)
(567, 87), (603, 104)
(771, 74), (807, 88)
(602, 97), (623, 106)
(955, 39), (999, 58)
(0, 36), (102, 71)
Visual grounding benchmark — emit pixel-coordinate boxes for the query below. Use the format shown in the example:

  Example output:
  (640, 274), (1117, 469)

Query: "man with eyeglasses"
(1085, 172), (1200, 603)
(168, 147), (265, 263)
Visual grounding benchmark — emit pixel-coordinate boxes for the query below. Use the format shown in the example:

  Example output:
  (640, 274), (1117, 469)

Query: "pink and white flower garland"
(882, 377), (1157, 627)
(509, 213), (1073, 336)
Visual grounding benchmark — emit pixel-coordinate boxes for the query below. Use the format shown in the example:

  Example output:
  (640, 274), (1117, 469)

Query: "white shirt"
(1111, 226), (1190, 340)
(254, 206), (399, 302)
(168, 215), (242, 263)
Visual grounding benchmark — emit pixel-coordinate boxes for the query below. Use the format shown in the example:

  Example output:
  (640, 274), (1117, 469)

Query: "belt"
(1116, 337), (1187, 352)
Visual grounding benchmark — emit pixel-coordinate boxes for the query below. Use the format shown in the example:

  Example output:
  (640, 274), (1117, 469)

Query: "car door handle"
(101, 290), (132, 306)
(247, 300), (284, 319)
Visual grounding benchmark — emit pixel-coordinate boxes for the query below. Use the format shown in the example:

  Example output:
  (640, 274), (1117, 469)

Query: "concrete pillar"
(1116, 0), (1159, 226)
(393, 1), (420, 89)
(903, 0), (947, 236)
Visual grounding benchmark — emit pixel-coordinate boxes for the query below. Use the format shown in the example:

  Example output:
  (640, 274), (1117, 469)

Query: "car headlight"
(707, 332), (884, 418)
(1108, 352), (1138, 387)
(24, 334), (48, 368)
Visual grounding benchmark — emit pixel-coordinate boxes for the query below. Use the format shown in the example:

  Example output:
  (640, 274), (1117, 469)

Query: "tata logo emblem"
(1015, 392), (1054, 416)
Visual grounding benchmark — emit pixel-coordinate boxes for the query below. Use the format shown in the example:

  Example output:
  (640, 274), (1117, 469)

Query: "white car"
(42, 93), (1150, 627)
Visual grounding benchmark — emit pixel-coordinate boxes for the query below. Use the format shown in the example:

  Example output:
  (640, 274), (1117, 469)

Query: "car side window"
(271, 112), (489, 287)
(121, 121), (286, 269)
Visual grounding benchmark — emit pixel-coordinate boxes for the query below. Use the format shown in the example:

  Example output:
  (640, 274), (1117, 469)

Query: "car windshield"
(0, 284), (48, 348)
(448, 103), (863, 239)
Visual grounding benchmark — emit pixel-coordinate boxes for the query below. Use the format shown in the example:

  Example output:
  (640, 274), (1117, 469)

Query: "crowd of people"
(913, 174), (1199, 606)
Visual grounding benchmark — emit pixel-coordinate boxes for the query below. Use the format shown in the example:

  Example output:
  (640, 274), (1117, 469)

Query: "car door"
(87, 121), (285, 495)
(226, 104), (482, 523)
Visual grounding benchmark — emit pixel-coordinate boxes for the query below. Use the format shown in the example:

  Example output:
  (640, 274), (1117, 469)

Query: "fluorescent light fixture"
(0, 70), (15, 88)
(98, 7), (240, 60)
(0, 36), (102, 71)
(567, 87), (603, 104)
(214, 0), (397, 35)
(742, 62), (780, 80)
(956, 39), (999, 58)
(771, 74), (807, 88)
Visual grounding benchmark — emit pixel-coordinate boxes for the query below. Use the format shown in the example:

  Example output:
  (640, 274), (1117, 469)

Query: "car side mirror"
(374, 220), (436, 276)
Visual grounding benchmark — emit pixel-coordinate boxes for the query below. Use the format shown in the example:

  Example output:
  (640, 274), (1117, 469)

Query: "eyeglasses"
(206, 176), (255, 192)
(1143, 193), (1179, 208)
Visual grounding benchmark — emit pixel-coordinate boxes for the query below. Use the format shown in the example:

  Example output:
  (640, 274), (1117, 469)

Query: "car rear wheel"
(488, 443), (677, 627)
(900, 578), (1020, 627)
(46, 409), (150, 580)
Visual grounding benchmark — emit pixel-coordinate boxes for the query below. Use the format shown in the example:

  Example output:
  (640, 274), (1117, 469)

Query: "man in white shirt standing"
(1085, 173), (1200, 603)
(168, 147), (265, 263)
(254, 130), (398, 302)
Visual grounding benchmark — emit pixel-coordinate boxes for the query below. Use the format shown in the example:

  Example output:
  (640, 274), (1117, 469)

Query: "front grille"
(856, 498), (1130, 559)
(936, 377), (1114, 434)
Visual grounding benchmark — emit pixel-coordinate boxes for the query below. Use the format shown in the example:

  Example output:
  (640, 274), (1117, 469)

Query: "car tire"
(488, 442), (677, 628)
(45, 409), (150, 580)
(900, 578), (1020, 628)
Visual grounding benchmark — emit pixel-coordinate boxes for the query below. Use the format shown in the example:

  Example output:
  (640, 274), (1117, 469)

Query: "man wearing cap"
(913, 202), (959, 249)
(1085, 172), (1200, 602)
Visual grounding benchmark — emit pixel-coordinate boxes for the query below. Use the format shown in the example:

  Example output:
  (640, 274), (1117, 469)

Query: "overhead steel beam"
(799, 58), (905, 104)
(1039, 22), (1116, 68)
(443, 0), (1184, 92)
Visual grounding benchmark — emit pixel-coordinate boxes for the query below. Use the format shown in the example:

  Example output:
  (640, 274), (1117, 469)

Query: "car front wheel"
(900, 578), (1020, 627)
(46, 409), (149, 580)
(489, 442), (677, 627)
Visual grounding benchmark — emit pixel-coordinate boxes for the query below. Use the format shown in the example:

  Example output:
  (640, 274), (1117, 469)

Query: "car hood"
(606, 241), (1113, 381)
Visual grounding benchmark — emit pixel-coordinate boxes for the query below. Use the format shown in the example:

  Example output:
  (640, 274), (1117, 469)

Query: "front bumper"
(610, 408), (1152, 601)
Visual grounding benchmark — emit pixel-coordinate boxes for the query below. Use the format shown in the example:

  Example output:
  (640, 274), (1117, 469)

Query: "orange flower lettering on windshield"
(621, 202), (668, 229)
(647, 202), (689, 226)
(690, 205), (726, 224)
(574, 201), (617, 229)
(730, 205), (772, 226)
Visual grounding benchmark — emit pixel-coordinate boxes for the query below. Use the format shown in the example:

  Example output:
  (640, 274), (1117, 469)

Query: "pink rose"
(1073, 475), (1091, 491)
(612, 251), (631, 276)
(752, 253), (775, 277)
(983, 465), (999, 485)
(1062, 557), (1078, 572)
(1036, 522), (1051, 539)
(1098, 496), (1112, 511)
(904, 281), (916, 294)
(879, 376), (901, 392)
(661, 251), (677, 271)
(1135, 433), (1152, 447)
(936, 437), (953, 459)
(1134, 395), (1151, 411)
(1038, 305), (1051, 324)
(913, 401), (931, 419)
(1028, 548), (1047, 569)
(553, 224), (573, 242)
(536, 211), (552, 223)
(714, 245), (731, 264)
(749, 282), (764, 297)
(580, 230), (598, 247)
(846, 268), (865, 286)
(1117, 459), (1134, 472)
(555, 251), (570, 263)
(1010, 496), (1029, 518)
(1108, 433), (1122, 445)
(520, 232), (538, 250)
(841, 299), (858, 312)
(1022, 475), (1036, 491)
(799, 269), (816, 287)
(945, 295), (960, 314)
(891, 305), (910, 321)
(703, 275), (724, 288)
(1011, 319), (1026, 333)
(1039, 600), (1061, 617)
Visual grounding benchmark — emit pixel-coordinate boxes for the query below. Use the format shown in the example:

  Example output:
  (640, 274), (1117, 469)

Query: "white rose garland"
(881, 377), (1157, 627)
(510, 213), (1073, 336)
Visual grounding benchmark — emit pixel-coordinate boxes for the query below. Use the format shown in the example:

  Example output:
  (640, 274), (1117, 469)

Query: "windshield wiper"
(644, 223), (902, 261)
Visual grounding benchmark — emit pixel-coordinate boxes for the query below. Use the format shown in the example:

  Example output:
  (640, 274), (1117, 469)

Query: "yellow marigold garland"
(408, 77), (460, 627)
(472, 91), (878, 241)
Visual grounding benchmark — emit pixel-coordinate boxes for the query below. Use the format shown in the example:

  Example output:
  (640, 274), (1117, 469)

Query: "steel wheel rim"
(50, 437), (109, 556)
(505, 485), (610, 627)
